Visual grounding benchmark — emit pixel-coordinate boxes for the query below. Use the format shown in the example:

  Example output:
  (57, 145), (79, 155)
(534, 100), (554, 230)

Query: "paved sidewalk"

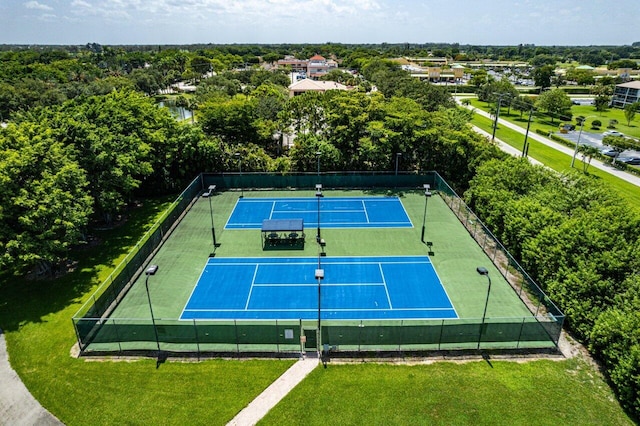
(227, 357), (318, 426)
(0, 329), (63, 426)
(471, 125), (543, 167)
(458, 97), (640, 188)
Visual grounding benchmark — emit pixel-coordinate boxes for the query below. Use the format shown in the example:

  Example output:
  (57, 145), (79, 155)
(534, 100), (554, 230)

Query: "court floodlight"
(421, 185), (432, 243)
(476, 266), (492, 350)
(144, 264), (160, 354)
(207, 185), (218, 250)
(316, 184), (323, 242)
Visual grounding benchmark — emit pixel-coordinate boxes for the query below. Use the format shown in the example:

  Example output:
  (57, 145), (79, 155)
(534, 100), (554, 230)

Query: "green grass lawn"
(0, 196), (294, 426)
(260, 359), (633, 426)
(0, 190), (634, 425)
(468, 105), (640, 207)
(469, 98), (640, 139)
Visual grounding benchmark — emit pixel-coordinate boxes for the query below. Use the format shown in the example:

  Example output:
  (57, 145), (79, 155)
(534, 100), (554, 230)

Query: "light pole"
(315, 184), (323, 243)
(207, 185), (218, 249)
(394, 152), (401, 175)
(476, 266), (492, 350)
(421, 184), (432, 243)
(315, 265), (324, 358)
(522, 107), (534, 157)
(234, 152), (243, 198)
(315, 151), (321, 177)
(491, 93), (510, 142)
(571, 116), (595, 168)
(144, 264), (160, 354)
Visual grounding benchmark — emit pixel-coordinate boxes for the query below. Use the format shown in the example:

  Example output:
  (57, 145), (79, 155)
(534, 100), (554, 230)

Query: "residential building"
(612, 81), (640, 108)
(277, 56), (308, 73)
(288, 79), (348, 97)
(307, 54), (337, 79)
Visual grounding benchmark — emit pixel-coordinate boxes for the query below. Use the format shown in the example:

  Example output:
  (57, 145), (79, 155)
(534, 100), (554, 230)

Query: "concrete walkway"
(227, 357), (318, 426)
(457, 97), (640, 187)
(0, 329), (63, 426)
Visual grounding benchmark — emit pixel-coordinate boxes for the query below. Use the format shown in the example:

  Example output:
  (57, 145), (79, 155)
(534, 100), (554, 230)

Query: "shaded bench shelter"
(262, 219), (305, 249)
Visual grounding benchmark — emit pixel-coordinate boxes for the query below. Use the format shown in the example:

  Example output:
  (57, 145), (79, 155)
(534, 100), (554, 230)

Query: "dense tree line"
(465, 158), (640, 417)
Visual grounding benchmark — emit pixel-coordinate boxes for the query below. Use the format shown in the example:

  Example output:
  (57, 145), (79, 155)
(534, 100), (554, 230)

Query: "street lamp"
(207, 185), (218, 249)
(522, 107), (534, 157)
(234, 152), (243, 198)
(476, 266), (492, 350)
(315, 184), (323, 242)
(394, 152), (401, 175)
(571, 116), (595, 168)
(421, 184), (432, 243)
(315, 151), (322, 177)
(491, 93), (510, 142)
(144, 264), (160, 354)
(315, 266), (324, 358)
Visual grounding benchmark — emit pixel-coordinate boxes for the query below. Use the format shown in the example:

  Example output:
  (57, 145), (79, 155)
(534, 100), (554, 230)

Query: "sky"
(0, 0), (638, 46)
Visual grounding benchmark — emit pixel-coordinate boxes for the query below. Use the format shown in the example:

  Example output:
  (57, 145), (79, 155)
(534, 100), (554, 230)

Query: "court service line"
(378, 263), (393, 309)
(268, 201), (276, 219)
(252, 282), (385, 287)
(361, 200), (370, 223)
(183, 307), (457, 313)
(244, 264), (260, 310)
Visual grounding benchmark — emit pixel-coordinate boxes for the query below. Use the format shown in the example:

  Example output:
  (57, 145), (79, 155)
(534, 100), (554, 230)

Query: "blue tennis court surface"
(224, 197), (412, 229)
(180, 256), (457, 320)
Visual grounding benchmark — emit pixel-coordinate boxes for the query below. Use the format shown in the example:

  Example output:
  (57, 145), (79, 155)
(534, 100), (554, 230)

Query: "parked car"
(617, 156), (640, 165)
(603, 130), (624, 137)
(600, 147), (621, 157)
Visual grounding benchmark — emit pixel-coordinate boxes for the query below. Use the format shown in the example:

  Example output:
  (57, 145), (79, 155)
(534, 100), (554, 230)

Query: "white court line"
(179, 262), (212, 319)
(361, 200), (370, 223)
(268, 201), (275, 219)
(252, 282), (385, 287)
(183, 307), (457, 313)
(379, 263), (393, 309)
(244, 264), (259, 310)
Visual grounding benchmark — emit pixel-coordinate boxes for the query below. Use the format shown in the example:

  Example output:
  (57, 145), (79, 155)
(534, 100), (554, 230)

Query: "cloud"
(24, 1), (53, 11)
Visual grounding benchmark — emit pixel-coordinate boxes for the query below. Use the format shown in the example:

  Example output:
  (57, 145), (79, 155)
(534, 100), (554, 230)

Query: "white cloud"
(24, 1), (53, 11)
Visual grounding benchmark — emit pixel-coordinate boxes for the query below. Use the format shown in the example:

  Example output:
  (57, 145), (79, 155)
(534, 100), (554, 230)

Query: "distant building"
(277, 56), (308, 73)
(611, 81), (640, 108)
(277, 54), (338, 80)
(288, 79), (348, 97)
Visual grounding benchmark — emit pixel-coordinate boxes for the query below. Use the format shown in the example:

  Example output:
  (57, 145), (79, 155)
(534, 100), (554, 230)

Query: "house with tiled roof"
(307, 54), (337, 79)
(288, 79), (348, 97)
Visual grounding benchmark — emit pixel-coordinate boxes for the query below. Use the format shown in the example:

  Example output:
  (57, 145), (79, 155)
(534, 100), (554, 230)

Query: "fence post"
(193, 319), (200, 361)
(112, 319), (122, 353)
(234, 320), (240, 353)
(438, 319), (445, 350)
(516, 318), (525, 349)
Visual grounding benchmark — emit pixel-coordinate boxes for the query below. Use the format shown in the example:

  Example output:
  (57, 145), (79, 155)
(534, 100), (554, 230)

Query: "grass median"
(470, 111), (640, 207)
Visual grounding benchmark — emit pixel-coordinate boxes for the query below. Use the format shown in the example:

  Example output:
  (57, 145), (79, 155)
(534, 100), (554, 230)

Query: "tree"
(534, 89), (572, 123)
(0, 122), (93, 275)
(512, 96), (535, 119)
(624, 102), (639, 126)
(532, 65), (555, 90)
(577, 145), (599, 173)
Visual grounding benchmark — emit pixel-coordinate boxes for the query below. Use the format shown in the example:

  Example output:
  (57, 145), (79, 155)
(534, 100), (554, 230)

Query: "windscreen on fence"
(73, 171), (564, 354)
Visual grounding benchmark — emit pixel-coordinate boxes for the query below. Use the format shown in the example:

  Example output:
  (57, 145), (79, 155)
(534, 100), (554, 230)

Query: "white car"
(603, 130), (624, 137)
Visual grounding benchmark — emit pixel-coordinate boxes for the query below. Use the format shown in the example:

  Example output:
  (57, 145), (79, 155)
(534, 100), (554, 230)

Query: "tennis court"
(224, 196), (412, 229)
(180, 256), (457, 320)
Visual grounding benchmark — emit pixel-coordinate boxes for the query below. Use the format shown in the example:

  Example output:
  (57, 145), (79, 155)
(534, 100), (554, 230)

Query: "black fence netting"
(73, 172), (564, 355)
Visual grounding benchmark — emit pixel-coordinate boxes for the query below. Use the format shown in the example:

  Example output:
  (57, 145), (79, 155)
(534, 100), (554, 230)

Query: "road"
(457, 98), (640, 188)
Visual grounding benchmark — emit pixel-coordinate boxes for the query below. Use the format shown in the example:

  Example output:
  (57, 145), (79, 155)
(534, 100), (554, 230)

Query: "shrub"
(591, 119), (602, 129)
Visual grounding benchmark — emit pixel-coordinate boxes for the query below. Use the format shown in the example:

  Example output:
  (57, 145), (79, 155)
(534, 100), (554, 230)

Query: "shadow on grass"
(0, 195), (175, 333)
